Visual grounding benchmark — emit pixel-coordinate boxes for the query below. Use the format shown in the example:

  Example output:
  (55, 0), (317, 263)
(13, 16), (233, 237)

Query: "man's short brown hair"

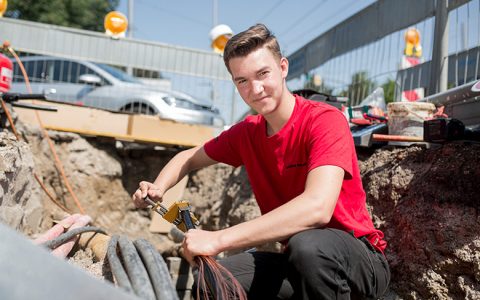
(223, 24), (282, 73)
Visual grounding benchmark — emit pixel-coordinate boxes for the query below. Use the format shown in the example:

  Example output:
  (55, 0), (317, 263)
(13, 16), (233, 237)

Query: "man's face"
(229, 46), (288, 116)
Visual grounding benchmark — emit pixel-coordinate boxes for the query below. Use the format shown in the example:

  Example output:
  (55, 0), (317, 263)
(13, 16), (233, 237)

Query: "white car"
(10, 56), (224, 127)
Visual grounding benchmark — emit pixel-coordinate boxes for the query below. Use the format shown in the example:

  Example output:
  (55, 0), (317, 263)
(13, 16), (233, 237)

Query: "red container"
(0, 53), (13, 93)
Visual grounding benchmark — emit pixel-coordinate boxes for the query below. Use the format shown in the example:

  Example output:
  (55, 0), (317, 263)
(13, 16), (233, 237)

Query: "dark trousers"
(208, 228), (390, 300)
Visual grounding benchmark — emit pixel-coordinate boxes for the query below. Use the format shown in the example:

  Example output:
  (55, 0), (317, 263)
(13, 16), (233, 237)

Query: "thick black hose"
(41, 226), (107, 249)
(133, 239), (179, 300)
(117, 236), (156, 300)
(107, 235), (134, 294)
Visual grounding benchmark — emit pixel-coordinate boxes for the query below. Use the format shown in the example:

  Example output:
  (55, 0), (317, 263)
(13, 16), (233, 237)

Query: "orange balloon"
(212, 35), (231, 54)
(104, 11), (128, 35)
(0, 0), (8, 17)
(405, 28), (420, 45)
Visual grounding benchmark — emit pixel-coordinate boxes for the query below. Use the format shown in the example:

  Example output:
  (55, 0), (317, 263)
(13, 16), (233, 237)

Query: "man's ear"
(280, 57), (289, 79)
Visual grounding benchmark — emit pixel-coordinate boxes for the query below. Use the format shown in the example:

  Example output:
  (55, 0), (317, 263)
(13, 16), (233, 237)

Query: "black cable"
(117, 236), (156, 300)
(133, 239), (179, 300)
(107, 235), (134, 294)
(257, 0), (288, 22)
(41, 226), (107, 250)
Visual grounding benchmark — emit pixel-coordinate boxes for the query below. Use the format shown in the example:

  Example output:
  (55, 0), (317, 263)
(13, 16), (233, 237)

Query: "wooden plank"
(14, 100), (215, 147)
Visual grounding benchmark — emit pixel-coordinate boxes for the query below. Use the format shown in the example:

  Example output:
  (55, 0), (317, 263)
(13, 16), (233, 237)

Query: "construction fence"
(286, 0), (479, 106)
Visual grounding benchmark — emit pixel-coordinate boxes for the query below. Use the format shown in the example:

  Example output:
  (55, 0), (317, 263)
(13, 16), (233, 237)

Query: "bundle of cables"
(179, 208), (247, 300)
(107, 235), (179, 300)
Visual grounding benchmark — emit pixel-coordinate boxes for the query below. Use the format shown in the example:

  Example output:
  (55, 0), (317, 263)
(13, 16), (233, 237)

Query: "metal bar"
(429, 0), (449, 95)
(422, 79), (480, 105)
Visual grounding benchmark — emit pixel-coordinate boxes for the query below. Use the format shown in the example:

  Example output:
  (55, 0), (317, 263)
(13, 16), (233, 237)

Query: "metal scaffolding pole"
(429, 0), (449, 95)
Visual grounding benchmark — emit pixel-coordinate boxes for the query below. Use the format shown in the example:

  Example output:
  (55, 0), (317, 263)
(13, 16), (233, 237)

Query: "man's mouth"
(253, 96), (268, 102)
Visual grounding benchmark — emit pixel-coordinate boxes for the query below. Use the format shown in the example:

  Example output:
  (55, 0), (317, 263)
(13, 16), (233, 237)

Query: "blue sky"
(117, 0), (376, 55)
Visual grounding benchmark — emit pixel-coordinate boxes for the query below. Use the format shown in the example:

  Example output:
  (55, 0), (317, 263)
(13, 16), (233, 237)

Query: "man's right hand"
(132, 181), (164, 208)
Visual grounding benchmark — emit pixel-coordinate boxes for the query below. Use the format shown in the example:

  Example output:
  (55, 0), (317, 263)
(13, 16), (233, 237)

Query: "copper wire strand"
(33, 173), (71, 214)
(195, 255), (247, 300)
(0, 99), (20, 140)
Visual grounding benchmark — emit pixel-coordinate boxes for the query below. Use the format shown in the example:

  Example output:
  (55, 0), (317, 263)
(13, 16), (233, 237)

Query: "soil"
(2, 119), (480, 299)
(359, 143), (480, 299)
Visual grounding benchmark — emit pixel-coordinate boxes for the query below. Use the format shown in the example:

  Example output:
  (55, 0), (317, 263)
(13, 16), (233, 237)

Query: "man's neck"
(264, 92), (295, 136)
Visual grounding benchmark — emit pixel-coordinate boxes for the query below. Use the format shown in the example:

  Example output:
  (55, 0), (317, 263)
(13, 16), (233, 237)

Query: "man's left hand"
(182, 229), (223, 264)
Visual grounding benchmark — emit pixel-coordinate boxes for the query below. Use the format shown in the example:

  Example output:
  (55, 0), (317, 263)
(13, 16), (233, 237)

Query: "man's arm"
(182, 165), (344, 261)
(132, 145), (216, 208)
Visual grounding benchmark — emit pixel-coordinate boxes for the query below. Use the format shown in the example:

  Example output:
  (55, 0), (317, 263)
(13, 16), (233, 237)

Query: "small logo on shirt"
(286, 162), (307, 169)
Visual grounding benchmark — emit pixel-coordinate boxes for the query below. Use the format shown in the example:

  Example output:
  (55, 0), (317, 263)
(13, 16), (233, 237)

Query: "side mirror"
(79, 74), (102, 86)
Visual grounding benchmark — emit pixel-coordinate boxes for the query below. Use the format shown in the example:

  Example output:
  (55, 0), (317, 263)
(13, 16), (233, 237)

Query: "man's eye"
(259, 71), (269, 77)
(238, 80), (247, 85)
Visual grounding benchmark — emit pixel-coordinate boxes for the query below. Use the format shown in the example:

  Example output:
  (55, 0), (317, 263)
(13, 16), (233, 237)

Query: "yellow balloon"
(104, 11), (128, 35)
(0, 0), (8, 17)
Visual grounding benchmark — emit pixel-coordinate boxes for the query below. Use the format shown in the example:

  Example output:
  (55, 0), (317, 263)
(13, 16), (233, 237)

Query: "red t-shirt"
(204, 95), (386, 252)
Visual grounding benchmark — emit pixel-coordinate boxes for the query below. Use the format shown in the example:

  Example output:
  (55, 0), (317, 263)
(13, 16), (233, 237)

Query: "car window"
(27, 60), (45, 83)
(12, 59), (52, 83)
(52, 60), (66, 82)
(12, 62), (22, 82)
(93, 63), (140, 83)
(51, 60), (106, 85)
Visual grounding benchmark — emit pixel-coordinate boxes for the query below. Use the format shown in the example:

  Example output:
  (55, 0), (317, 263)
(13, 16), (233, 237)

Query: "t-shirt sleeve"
(204, 123), (244, 168)
(308, 109), (354, 179)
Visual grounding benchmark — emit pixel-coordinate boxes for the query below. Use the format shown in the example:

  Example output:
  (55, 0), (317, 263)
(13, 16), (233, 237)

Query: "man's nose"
(252, 80), (264, 94)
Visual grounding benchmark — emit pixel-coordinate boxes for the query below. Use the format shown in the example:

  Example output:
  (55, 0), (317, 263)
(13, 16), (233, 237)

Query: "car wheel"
(120, 102), (155, 115)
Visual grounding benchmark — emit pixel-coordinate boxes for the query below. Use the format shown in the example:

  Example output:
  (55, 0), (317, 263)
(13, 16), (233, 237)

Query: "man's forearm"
(216, 193), (334, 252)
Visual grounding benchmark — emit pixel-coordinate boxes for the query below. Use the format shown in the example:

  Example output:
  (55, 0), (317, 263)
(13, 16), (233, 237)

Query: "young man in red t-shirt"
(133, 24), (390, 299)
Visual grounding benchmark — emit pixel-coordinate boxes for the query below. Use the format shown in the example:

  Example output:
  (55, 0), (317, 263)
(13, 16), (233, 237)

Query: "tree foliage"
(5, 0), (119, 32)
(381, 79), (396, 104)
(340, 71), (375, 105)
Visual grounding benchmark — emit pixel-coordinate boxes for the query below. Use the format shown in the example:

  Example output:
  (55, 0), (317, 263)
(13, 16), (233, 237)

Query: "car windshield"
(93, 63), (140, 83)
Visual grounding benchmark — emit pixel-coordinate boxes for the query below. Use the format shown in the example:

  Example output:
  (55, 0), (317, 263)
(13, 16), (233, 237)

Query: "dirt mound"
(360, 143), (480, 299)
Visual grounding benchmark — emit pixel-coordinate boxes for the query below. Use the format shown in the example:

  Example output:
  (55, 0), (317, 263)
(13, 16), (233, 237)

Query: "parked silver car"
(10, 56), (224, 127)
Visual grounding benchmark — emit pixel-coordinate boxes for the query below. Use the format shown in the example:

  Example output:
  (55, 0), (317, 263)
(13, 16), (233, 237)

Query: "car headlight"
(162, 96), (197, 110)
(162, 96), (176, 106)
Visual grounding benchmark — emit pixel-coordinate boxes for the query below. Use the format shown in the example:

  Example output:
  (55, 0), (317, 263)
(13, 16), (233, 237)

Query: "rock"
(0, 130), (43, 234)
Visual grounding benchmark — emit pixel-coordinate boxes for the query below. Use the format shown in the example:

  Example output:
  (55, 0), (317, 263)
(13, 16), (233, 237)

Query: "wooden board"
(14, 100), (216, 147)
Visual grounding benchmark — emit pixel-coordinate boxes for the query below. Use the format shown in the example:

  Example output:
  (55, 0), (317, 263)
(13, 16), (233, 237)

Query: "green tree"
(340, 71), (375, 105)
(381, 79), (396, 104)
(5, 0), (119, 32)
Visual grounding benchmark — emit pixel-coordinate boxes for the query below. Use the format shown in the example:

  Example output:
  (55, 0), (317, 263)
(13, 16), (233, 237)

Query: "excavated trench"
(1, 119), (480, 299)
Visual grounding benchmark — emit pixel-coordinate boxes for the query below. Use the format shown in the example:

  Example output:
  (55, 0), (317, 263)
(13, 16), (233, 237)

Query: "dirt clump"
(360, 143), (480, 299)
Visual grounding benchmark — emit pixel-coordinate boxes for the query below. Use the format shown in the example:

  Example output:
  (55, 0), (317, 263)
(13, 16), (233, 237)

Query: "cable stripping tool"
(143, 197), (199, 232)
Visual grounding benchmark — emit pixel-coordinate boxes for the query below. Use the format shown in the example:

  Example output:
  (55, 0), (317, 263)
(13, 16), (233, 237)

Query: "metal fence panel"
(0, 17), (230, 80)
(287, 0), (470, 80)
